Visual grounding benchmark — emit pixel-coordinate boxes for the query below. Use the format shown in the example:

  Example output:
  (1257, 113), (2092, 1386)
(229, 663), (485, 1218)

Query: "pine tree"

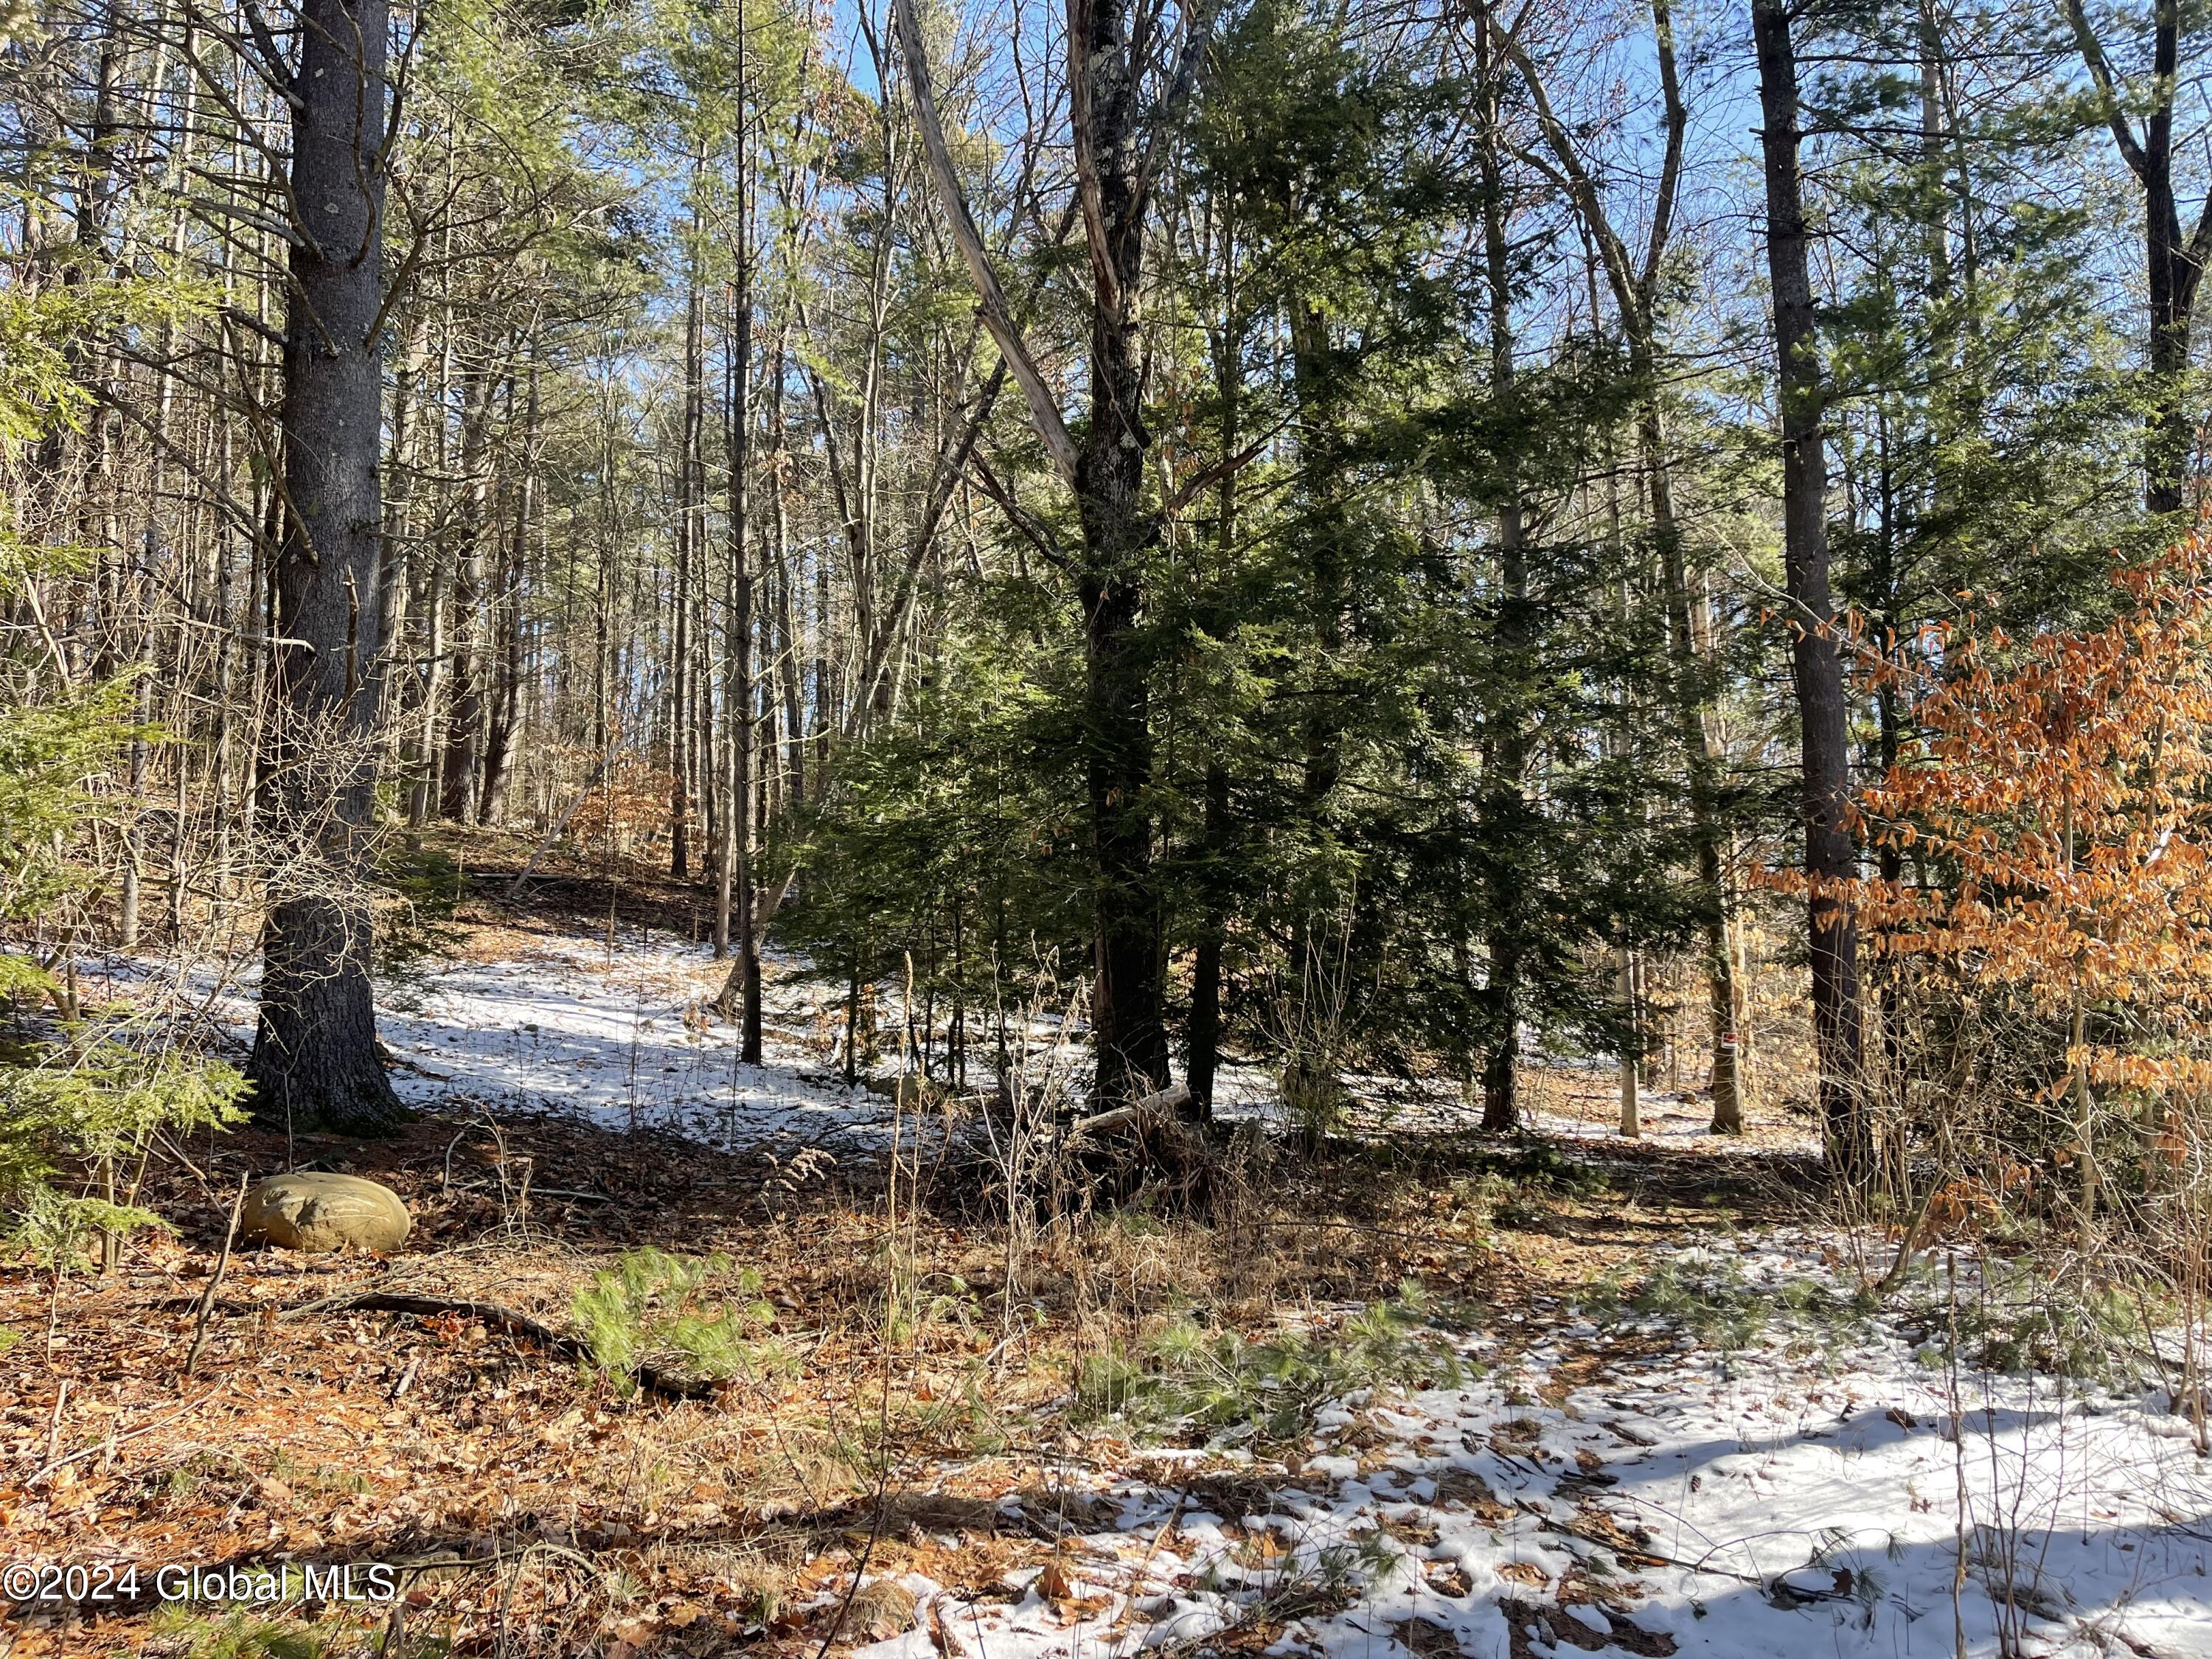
(246, 0), (406, 1133)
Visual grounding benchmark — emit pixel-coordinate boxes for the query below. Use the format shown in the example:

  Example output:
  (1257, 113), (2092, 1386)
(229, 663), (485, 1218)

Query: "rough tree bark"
(440, 361), (495, 824)
(479, 362), (536, 824)
(714, 72), (764, 1062)
(1753, 0), (1865, 1169)
(1072, 0), (1172, 1107)
(670, 236), (703, 880)
(248, 0), (405, 1134)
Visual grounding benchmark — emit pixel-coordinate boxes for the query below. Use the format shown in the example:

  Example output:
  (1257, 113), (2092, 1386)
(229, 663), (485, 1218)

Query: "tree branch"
(1067, 0), (1124, 317)
(1132, 0), (1217, 229)
(1160, 415), (1292, 517)
(1639, 0), (1688, 310)
(2065, 0), (2150, 181)
(1484, 7), (1637, 328)
(967, 451), (1074, 571)
(891, 0), (1081, 484)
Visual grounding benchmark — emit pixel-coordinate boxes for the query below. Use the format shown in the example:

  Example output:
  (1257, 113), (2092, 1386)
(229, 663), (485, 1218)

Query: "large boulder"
(240, 1172), (412, 1253)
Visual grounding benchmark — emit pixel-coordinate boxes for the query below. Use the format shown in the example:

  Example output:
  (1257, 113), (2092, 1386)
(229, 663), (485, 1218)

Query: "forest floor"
(3, 836), (2208, 1659)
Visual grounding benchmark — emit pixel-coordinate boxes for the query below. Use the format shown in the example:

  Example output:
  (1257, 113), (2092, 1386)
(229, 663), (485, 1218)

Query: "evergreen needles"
(568, 1248), (781, 1395)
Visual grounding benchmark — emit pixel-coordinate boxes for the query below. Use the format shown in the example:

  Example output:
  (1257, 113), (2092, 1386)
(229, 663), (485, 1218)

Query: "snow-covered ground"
(368, 939), (1814, 1158)
(84, 930), (908, 1152)
(373, 933), (897, 1152)
(851, 1240), (2210, 1659)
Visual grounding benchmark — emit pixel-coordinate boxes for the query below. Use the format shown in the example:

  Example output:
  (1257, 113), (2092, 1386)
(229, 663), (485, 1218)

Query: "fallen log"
(1065, 1081), (1192, 1141)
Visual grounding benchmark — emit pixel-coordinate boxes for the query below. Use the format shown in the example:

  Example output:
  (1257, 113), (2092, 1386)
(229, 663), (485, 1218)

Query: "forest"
(2, 0), (2211, 1652)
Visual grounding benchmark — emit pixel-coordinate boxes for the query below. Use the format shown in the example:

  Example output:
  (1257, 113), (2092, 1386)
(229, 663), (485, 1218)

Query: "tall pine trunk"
(1071, 0), (1171, 1107)
(1640, 378), (1739, 1131)
(1754, 0), (1865, 1169)
(440, 364), (494, 823)
(715, 96), (764, 1060)
(772, 352), (806, 808)
(671, 186), (705, 880)
(248, 0), (403, 1134)
(1474, 4), (1530, 1133)
(480, 365), (535, 824)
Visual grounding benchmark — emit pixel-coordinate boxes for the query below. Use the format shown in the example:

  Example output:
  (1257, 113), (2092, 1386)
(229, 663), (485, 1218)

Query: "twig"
(184, 1172), (251, 1377)
(1516, 1498), (1762, 1583)
(507, 745), (633, 897)
(274, 1271), (414, 1319)
(442, 1180), (609, 1204)
(43, 1380), (69, 1467)
(29, 1380), (229, 1485)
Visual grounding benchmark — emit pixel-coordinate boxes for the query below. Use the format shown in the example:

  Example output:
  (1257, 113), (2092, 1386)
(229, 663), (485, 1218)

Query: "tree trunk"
(381, 317), (423, 799)
(1186, 192), (1242, 1124)
(771, 333), (806, 809)
(671, 207), (704, 880)
(1754, 0), (1865, 1170)
(1641, 380), (1739, 1132)
(1082, 555), (1169, 1106)
(410, 553), (445, 826)
(1475, 4), (1529, 1134)
(715, 124), (763, 1060)
(119, 675), (147, 948)
(2136, 5), (2200, 517)
(479, 366), (535, 824)
(1186, 762), (1229, 1119)
(892, 0), (1179, 1110)
(440, 364), (494, 823)
(2067, 0), (2208, 512)
(248, 0), (403, 1135)
(2143, 167), (2199, 516)
(1073, 0), (1171, 1107)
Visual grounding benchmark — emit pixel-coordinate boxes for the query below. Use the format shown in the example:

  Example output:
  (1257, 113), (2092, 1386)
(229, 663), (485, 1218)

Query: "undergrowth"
(1452, 1141), (1612, 1231)
(1073, 1282), (1468, 1444)
(569, 1247), (782, 1394)
(1579, 1252), (1876, 1354)
(372, 838), (468, 976)
(1192, 1528), (1405, 1622)
(145, 1606), (403, 1659)
(1906, 1258), (2163, 1388)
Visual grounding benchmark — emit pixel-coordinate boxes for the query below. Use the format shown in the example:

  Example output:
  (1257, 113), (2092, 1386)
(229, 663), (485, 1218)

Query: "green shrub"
(1908, 1260), (2161, 1387)
(1450, 1143), (1610, 1234)
(1498, 1140), (1608, 1194)
(570, 1248), (781, 1394)
(1, 1043), (247, 1259)
(1074, 1282), (1467, 1444)
(147, 1607), (328, 1659)
(372, 840), (467, 973)
(1578, 1255), (1874, 1354)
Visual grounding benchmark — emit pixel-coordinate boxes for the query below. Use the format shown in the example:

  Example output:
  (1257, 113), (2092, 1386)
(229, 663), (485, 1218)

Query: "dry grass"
(1, 1079), (1801, 1657)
